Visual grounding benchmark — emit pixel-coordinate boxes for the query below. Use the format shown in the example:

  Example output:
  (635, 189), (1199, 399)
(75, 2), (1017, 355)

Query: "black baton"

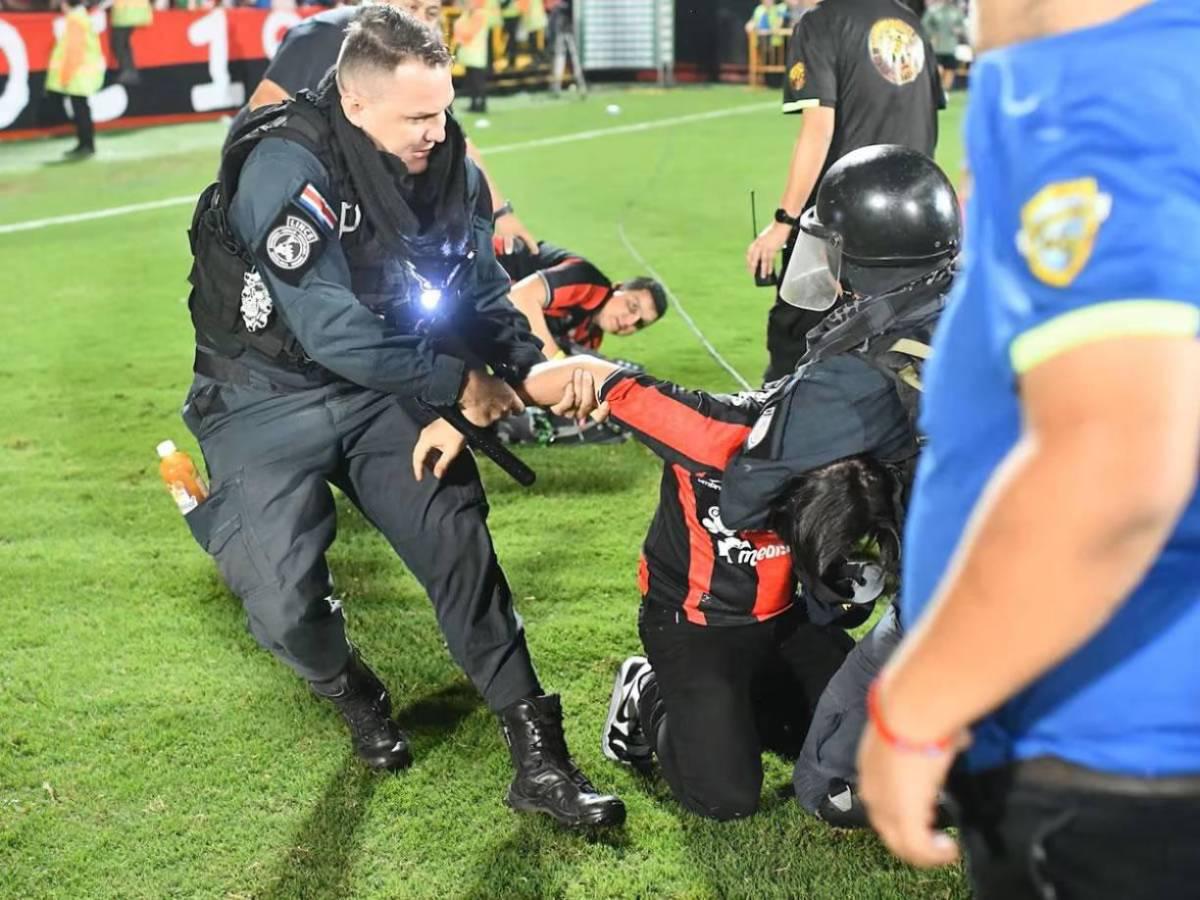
(424, 402), (537, 487)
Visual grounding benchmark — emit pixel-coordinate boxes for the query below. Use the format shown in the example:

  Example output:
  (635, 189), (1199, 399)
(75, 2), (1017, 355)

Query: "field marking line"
(0, 100), (776, 236)
(617, 222), (754, 392)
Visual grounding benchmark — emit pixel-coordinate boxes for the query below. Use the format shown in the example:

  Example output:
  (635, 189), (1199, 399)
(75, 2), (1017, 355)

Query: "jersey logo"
(295, 183), (337, 233)
(267, 215), (319, 271)
(1016, 178), (1112, 288)
(701, 505), (754, 564)
(868, 18), (926, 86)
(788, 61), (807, 92)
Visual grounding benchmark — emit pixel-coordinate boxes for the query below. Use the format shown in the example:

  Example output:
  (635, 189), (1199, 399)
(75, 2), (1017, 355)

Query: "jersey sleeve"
(988, 94), (1200, 375)
(782, 6), (837, 114)
(598, 372), (764, 473)
(229, 139), (465, 404)
(540, 256), (613, 313)
(262, 22), (345, 95)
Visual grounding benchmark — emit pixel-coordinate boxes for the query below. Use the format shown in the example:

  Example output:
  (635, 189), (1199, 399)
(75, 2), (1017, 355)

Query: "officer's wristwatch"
(494, 201), (514, 221)
(773, 207), (799, 227)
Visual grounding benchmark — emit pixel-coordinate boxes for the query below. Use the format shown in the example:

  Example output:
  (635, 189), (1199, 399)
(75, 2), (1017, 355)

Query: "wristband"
(867, 681), (954, 757)
(494, 201), (514, 221)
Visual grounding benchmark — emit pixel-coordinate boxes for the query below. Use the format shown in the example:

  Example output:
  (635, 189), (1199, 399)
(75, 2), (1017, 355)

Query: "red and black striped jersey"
(494, 239), (613, 351)
(599, 371), (796, 627)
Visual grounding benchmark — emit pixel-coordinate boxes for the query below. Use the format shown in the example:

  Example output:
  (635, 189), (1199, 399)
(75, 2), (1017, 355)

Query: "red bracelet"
(867, 680), (954, 757)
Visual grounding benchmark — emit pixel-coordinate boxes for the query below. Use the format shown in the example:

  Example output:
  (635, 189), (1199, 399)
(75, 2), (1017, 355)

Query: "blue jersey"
(902, 0), (1200, 776)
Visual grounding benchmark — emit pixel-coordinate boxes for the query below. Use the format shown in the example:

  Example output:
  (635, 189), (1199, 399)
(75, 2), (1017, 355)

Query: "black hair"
(620, 276), (669, 320)
(337, 5), (453, 90)
(768, 455), (902, 594)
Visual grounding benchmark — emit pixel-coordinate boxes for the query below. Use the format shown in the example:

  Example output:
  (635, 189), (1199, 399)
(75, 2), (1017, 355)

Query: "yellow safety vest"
(521, 0), (547, 32)
(112, 0), (152, 29)
(455, 7), (490, 68)
(46, 7), (105, 97)
(486, 0), (503, 29)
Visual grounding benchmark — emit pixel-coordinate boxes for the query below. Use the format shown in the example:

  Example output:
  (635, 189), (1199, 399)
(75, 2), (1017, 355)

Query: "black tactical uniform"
(765, 0), (944, 381)
(721, 145), (960, 826)
(181, 86), (623, 828)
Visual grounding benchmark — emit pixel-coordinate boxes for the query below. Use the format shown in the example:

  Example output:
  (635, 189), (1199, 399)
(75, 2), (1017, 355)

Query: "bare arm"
(248, 78), (291, 111)
(746, 106), (836, 278)
(508, 276), (561, 356)
(519, 357), (620, 410)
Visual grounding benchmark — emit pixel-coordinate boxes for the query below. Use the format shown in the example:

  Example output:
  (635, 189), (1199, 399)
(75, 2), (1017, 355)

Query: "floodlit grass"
(0, 85), (968, 899)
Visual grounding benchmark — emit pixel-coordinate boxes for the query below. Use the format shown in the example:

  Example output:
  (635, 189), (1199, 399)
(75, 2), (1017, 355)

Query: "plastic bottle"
(157, 440), (208, 514)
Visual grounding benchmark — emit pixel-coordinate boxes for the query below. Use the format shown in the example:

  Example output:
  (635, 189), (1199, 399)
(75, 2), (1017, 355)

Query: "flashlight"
(419, 288), (442, 310)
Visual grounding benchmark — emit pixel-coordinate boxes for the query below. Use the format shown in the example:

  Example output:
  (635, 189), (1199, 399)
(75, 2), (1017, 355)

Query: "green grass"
(0, 85), (968, 899)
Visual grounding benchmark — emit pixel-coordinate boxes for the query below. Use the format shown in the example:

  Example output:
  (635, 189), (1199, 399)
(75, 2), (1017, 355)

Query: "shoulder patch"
(788, 61), (807, 91)
(1016, 178), (1112, 287)
(259, 204), (326, 286)
(294, 182), (338, 233)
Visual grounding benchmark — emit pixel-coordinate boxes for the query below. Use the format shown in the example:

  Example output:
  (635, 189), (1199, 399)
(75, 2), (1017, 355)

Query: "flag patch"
(295, 183), (337, 233)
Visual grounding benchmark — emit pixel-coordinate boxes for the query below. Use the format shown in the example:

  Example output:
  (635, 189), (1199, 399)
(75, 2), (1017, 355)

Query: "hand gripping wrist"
(867, 680), (954, 757)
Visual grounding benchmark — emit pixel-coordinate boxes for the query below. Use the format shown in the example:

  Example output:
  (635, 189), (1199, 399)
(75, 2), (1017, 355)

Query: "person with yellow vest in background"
(454, 0), (491, 113)
(518, 0), (547, 63)
(46, 0), (104, 160)
(499, 0), (521, 71)
(745, 0), (786, 48)
(105, 0), (150, 86)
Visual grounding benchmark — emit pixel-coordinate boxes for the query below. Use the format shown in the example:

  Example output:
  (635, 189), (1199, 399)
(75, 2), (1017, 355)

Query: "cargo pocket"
(184, 479), (266, 601)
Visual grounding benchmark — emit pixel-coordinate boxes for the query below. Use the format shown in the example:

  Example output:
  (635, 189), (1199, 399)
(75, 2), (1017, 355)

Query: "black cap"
(811, 145), (961, 267)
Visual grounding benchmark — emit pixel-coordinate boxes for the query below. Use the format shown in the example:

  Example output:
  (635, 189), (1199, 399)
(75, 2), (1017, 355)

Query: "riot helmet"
(779, 145), (961, 312)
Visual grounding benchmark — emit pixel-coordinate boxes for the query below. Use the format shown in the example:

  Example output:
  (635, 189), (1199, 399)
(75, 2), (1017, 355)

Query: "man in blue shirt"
(857, 1), (1200, 897)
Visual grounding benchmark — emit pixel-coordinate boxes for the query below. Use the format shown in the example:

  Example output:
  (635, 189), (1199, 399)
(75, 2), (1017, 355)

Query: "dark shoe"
(816, 779), (870, 829)
(310, 654), (412, 771)
(63, 145), (95, 160)
(501, 694), (626, 828)
(601, 656), (654, 769)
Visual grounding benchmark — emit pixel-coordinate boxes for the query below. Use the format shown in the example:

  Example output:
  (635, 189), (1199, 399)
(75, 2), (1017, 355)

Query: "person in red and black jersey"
(495, 238), (667, 356)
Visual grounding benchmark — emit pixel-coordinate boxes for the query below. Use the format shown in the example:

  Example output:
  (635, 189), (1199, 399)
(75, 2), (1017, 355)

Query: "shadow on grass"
(460, 813), (631, 900)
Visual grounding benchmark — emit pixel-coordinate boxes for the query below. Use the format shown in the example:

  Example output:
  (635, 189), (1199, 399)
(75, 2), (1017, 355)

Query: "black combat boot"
(500, 694), (626, 828)
(310, 654), (412, 772)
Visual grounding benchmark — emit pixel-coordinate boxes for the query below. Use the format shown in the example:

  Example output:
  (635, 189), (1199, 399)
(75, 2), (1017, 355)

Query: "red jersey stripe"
(747, 531), (795, 621)
(673, 464), (712, 625)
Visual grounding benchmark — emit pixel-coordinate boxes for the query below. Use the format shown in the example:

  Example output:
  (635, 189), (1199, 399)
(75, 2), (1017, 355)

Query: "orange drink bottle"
(157, 440), (209, 514)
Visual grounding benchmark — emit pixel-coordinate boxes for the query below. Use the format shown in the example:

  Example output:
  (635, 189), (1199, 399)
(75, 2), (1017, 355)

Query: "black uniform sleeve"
(720, 356), (917, 530)
(229, 138), (465, 405)
(598, 371), (769, 473)
(782, 6), (838, 114)
(447, 160), (547, 381)
(262, 20), (346, 95)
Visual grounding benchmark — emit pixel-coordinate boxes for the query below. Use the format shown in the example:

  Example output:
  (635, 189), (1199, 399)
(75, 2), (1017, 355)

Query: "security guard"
(746, 0), (944, 381)
(107, 0), (151, 86)
(237, 0), (540, 253)
(46, 0), (104, 160)
(181, 8), (624, 829)
(500, 146), (960, 822)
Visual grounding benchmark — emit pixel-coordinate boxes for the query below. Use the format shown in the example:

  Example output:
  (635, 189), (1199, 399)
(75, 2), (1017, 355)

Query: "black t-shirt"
(263, 6), (360, 95)
(782, 0), (944, 208)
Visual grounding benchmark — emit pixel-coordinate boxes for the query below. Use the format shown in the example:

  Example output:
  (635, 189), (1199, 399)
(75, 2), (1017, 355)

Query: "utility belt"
(193, 347), (336, 395)
(954, 755), (1200, 802)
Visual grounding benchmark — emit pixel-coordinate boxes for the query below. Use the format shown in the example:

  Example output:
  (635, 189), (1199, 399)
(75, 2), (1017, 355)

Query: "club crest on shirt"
(868, 18), (926, 86)
(267, 215), (319, 271)
(1016, 178), (1112, 287)
(788, 61), (807, 92)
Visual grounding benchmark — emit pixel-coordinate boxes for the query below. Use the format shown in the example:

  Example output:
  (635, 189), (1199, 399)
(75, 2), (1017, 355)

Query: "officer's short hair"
(620, 277), (669, 320)
(337, 5), (452, 91)
(768, 454), (901, 590)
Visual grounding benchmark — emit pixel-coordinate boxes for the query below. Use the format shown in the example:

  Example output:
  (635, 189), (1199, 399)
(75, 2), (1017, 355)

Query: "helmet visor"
(778, 213), (843, 311)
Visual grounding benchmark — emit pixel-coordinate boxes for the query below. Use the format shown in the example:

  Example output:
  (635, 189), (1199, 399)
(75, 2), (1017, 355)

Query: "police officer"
(746, 0), (944, 382)
(182, 8), (624, 829)
(238, 0), (540, 253)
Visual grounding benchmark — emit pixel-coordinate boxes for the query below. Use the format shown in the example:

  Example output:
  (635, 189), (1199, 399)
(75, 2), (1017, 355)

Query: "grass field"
(0, 85), (968, 899)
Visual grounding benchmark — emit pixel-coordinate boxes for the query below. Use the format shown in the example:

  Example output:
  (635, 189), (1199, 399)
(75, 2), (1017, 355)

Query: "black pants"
(110, 26), (136, 75)
(67, 95), (94, 151)
(952, 757), (1200, 900)
(503, 16), (520, 69)
(764, 227), (823, 383)
(637, 602), (852, 820)
(183, 378), (541, 712)
(464, 67), (488, 112)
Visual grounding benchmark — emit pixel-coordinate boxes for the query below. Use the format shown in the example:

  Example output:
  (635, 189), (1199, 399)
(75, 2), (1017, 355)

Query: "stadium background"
(0, 75), (970, 900)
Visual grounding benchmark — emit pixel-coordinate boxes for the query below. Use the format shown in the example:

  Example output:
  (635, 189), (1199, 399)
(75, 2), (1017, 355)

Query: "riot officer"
(181, 7), (624, 829)
(726, 144), (960, 827)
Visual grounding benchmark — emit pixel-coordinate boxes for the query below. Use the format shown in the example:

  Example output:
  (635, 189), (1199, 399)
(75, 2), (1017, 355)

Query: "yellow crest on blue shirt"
(1017, 178), (1112, 287)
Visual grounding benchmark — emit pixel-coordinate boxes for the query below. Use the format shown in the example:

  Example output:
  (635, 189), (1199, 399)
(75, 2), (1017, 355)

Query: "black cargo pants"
(181, 376), (541, 711)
